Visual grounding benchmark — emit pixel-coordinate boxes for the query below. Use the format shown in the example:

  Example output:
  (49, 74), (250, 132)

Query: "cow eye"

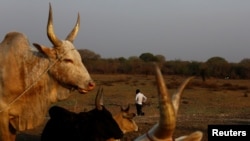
(63, 58), (73, 63)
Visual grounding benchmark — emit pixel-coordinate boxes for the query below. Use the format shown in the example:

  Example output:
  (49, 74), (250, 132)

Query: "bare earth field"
(16, 74), (250, 141)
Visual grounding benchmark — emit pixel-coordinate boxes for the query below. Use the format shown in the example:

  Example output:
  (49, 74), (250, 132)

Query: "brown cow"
(134, 64), (203, 141)
(0, 4), (95, 141)
(113, 105), (138, 134)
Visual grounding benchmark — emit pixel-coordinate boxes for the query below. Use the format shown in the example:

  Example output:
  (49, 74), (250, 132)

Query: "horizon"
(0, 1), (249, 63)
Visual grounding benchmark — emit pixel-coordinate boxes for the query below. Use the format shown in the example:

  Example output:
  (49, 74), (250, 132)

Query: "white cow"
(0, 4), (95, 141)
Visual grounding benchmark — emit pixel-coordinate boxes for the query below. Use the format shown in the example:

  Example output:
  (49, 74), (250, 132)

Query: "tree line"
(79, 49), (250, 79)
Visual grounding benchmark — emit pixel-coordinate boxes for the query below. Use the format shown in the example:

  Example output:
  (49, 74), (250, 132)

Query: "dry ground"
(16, 74), (250, 141)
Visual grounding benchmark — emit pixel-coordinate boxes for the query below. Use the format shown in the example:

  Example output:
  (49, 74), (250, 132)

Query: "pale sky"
(0, 0), (250, 63)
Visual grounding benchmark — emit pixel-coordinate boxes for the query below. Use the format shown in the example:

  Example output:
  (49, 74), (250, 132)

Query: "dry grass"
(17, 74), (250, 141)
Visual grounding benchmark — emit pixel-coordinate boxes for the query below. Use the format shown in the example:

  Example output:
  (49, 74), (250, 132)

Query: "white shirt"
(135, 92), (147, 105)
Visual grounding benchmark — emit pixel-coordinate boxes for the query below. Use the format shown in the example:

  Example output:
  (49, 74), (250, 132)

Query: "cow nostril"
(88, 81), (95, 90)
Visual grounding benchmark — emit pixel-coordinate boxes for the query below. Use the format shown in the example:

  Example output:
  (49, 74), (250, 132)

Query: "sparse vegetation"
(17, 74), (250, 141)
(80, 50), (250, 79)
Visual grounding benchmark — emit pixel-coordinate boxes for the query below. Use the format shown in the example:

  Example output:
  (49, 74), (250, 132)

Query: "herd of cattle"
(0, 4), (203, 141)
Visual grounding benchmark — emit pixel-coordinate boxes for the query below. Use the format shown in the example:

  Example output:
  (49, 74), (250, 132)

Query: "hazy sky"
(1, 1), (250, 63)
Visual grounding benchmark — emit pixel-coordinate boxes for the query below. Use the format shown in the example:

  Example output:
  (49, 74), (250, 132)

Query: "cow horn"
(172, 76), (194, 114)
(66, 13), (80, 42)
(121, 104), (130, 112)
(47, 3), (62, 47)
(154, 64), (176, 139)
(95, 86), (103, 110)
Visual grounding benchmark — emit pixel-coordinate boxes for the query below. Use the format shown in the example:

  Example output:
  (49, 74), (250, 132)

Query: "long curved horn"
(95, 86), (103, 110)
(154, 64), (176, 139)
(66, 13), (80, 42)
(172, 76), (194, 114)
(47, 3), (62, 47)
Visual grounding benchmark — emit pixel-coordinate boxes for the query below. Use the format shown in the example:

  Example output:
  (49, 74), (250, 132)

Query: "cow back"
(41, 106), (123, 141)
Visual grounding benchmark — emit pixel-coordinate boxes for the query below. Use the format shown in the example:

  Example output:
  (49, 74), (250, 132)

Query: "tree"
(206, 56), (230, 78)
(239, 58), (250, 66)
(206, 56), (228, 64)
(237, 58), (250, 78)
(155, 55), (166, 62)
(199, 63), (208, 81)
(128, 56), (144, 74)
(78, 49), (101, 73)
(139, 53), (157, 62)
(78, 49), (101, 60)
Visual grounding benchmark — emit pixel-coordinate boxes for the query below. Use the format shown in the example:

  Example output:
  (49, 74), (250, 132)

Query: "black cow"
(41, 87), (123, 141)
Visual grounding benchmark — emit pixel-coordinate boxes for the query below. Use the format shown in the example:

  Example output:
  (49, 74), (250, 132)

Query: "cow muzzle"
(78, 80), (95, 94)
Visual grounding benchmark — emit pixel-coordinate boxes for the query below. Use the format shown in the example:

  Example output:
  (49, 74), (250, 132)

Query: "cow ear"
(33, 43), (56, 58)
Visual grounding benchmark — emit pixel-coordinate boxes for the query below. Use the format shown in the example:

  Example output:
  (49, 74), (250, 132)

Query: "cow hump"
(0, 32), (30, 54)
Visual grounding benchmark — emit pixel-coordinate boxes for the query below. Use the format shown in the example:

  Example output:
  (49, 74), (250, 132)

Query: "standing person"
(135, 89), (147, 116)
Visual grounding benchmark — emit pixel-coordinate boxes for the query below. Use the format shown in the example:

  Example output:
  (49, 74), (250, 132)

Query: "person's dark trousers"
(136, 103), (143, 116)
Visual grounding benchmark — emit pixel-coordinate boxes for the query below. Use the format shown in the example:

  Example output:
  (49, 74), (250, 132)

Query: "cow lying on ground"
(0, 4), (94, 141)
(134, 64), (203, 141)
(41, 87), (124, 141)
(81, 104), (138, 136)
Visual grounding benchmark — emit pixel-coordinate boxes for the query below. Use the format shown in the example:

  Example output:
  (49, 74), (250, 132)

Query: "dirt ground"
(16, 74), (250, 141)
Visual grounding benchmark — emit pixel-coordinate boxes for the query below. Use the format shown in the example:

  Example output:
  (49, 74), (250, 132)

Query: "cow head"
(85, 86), (124, 140)
(113, 105), (138, 134)
(134, 64), (203, 141)
(33, 3), (95, 94)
